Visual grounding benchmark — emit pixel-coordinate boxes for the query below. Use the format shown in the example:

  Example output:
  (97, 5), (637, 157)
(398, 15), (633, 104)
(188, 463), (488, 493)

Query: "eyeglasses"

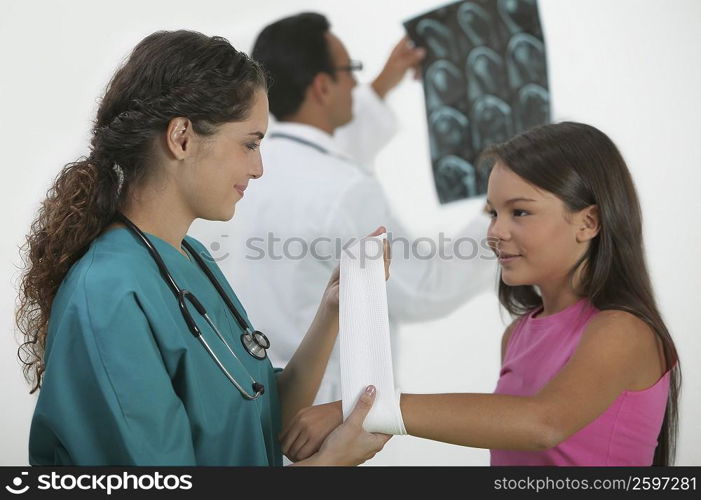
(333, 60), (363, 73)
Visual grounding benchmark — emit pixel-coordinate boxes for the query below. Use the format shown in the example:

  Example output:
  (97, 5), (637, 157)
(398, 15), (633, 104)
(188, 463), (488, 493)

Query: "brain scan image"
(405, 0), (550, 203)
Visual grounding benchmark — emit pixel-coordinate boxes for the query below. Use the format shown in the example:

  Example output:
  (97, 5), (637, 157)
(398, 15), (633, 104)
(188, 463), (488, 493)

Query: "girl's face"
(485, 161), (595, 288)
(179, 89), (269, 221)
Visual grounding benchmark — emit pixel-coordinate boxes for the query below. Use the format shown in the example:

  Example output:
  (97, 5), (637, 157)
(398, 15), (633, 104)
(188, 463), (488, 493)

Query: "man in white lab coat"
(194, 12), (495, 404)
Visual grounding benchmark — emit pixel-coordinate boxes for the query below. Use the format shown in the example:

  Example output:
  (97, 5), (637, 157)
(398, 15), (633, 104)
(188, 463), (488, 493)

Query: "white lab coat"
(191, 85), (494, 404)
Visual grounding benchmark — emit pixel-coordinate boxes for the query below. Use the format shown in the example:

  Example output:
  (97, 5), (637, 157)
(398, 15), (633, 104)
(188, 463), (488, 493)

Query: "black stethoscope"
(269, 132), (358, 168)
(116, 213), (270, 400)
(268, 132), (331, 155)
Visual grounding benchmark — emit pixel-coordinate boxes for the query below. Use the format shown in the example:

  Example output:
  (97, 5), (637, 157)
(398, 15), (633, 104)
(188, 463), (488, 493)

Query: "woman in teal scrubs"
(16, 30), (389, 466)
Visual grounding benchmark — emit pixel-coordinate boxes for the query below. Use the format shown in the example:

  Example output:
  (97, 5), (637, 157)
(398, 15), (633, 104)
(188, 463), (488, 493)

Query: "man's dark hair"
(252, 12), (336, 120)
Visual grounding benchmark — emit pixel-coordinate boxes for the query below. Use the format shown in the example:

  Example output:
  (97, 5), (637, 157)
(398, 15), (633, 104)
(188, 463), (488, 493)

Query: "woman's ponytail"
(16, 155), (119, 393)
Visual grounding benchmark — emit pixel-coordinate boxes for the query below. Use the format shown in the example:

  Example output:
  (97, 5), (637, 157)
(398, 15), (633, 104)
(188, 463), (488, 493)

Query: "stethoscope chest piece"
(116, 212), (270, 401)
(241, 330), (271, 360)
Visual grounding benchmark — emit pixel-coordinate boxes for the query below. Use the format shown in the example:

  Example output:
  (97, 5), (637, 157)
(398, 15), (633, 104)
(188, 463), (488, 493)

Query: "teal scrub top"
(29, 227), (283, 466)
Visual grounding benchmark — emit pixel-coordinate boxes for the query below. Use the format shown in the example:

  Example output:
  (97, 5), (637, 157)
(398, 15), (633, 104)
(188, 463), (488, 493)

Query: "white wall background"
(1, 0), (699, 465)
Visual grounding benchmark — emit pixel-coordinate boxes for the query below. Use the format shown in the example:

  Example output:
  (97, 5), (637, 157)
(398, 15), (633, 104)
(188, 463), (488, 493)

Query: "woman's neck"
(119, 182), (195, 258)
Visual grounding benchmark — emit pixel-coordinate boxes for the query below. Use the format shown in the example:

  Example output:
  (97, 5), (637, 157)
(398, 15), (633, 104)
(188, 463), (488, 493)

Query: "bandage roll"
(339, 234), (406, 435)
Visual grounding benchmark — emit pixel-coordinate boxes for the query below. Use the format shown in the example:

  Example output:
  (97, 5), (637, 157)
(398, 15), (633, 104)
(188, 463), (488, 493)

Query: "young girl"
(16, 30), (390, 466)
(282, 122), (680, 466)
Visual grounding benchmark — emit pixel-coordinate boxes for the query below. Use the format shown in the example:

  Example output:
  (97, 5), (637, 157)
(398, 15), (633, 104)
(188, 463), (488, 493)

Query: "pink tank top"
(490, 298), (670, 466)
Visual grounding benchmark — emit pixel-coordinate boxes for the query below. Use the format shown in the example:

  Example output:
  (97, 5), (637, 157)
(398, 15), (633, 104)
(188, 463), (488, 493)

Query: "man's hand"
(372, 36), (426, 99)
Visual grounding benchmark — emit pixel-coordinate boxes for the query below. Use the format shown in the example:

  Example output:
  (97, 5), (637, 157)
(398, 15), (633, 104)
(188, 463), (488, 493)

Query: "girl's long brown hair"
(481, 122), (680, 465)
(16, 30), (266, 394)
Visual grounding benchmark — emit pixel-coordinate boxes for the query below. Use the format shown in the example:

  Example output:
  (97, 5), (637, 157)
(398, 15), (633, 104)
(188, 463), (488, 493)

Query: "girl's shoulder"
(581, 309), (666, 391)
(585, 309), (655, 343)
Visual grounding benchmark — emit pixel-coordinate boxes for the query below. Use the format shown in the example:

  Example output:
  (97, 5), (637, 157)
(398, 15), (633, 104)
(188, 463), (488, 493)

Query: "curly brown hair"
(16, 30), (267, 393)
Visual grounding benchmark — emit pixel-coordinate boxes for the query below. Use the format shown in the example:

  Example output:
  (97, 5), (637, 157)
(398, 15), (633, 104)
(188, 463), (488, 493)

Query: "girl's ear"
(576, 205), (600, 243)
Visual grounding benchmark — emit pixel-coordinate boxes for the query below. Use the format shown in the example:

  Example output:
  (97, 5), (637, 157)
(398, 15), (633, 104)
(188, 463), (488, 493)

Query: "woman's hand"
(321, 266), (341, 311)
(313, 386), (391, 466)
(322, 226), (391, 311)
(280, 400), (343, 462)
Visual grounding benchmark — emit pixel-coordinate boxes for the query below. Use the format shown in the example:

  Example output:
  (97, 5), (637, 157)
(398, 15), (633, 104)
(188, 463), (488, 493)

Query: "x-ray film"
(404, 0), (550, 204)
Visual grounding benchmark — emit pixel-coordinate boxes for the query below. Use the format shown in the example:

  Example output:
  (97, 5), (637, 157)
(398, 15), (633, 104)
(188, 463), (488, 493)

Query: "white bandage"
(339, 234), (406, 435)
